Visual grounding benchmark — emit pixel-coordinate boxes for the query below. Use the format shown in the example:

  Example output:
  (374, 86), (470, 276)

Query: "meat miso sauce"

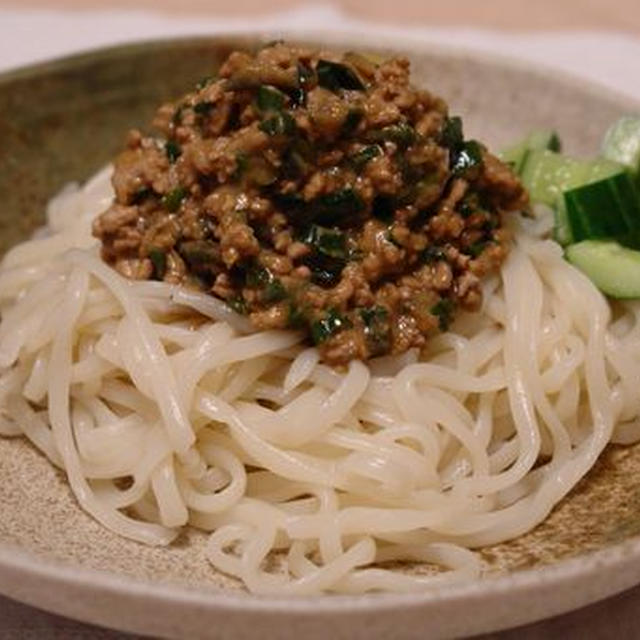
(93, 42), (527, 365)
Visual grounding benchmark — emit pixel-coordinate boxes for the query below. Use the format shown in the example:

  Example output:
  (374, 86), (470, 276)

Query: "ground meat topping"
(93, 42), (527, 366)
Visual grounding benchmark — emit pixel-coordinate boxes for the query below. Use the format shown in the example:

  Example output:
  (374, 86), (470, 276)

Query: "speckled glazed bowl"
(1, 33), (640, 640)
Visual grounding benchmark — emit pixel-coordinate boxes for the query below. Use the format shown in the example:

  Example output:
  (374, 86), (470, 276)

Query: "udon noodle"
(1, 165), (639, 594)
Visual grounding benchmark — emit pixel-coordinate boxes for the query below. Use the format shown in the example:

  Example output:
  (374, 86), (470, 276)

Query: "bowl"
(2, 33), (640, 639)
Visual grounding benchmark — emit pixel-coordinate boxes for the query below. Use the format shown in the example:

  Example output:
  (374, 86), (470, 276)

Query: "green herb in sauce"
(245, 265), (287, 303)
(311, 188), (365, 227)
(227, 295), (248, 315)
(421, 245), (447, 263)
(172, 105), (185, 125)
(259, 111), (296, 136)
(179, 241), (220, 272)
(165, 140), (182, 163)
(372, 195), (395, 222)
(162, 187), (187, 212)
(148, 248), (167, 280)
(350, 145), (381, 171)
(193, 101), (215, 116)
(316, 59), (365, 92)
(256, 85), (286, 112)
(430, 298), (455, 331)
(367, 123), (416, 149)
(360, 306), (391, 355)
(440, 116), (464, 152)
(302, 225), (348, 259)
(264, 279), (287, 303)
(131, 186), (153, 205)
(342, 108), (364, 136)
(311, 309), (352, 344)
(452, 141), (483, 177)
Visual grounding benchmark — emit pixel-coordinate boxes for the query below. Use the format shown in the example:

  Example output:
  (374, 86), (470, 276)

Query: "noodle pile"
(1, 166), (639, 594)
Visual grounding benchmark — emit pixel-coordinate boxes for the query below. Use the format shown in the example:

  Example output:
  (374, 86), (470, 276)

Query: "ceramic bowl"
(1, 33), (640, 639)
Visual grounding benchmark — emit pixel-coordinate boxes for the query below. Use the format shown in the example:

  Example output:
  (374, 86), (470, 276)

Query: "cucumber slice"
(566, 240), (640, 298)
(520, 150), (622, 208)
(520, 150), (585, 206)
(553, 194), (573, 245)
(602, 116), (640, 175)
(563, 170), (640, 243)
(500, 130), (561, 174)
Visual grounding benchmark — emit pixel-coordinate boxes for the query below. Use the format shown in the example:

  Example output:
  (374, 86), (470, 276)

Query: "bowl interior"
(2, 33), (640, 634)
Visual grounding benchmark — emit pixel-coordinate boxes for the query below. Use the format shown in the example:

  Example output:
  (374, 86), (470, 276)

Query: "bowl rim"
(2, 30), (640, 637)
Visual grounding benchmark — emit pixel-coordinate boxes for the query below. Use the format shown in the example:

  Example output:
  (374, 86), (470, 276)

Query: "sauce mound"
(93, 43), (527, 365)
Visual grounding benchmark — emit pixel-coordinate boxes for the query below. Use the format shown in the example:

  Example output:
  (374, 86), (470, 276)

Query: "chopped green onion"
(311, 309), (351, 344)
(246, 264), (272, 288)
(360, 305), (391, 355)
(193, 101), (215, 116)
(131, 186), (153, 205)
(468, 241), (490, 258)
(311, 188), (365, 227)
(452, 140), (484, 176)
(297, 61), (315, 88)
(302, 225), (348, 259)
(148, 248), (167, 280)
(281, 149), (309, 179)
(227, 295), (248, 315)
(234, 152), (249, 180)
(430, 298), (455, 332)
(259, 111), (296, 136)
(316, 59), (365, 92)
(245, 265), (287, 302)
(421, 245), (446, 263)
(342, 108), (364, 135)
(289, 88), (306, 108)
(162, 186), (187, 212)
(385, 228), (402, 248)
(278, 188), (365, 229)
(256, 85), (286, 112)
(367, 123), (416, 149)
(273, 191), (305, 214)
(287, 301), (307, 329)
(263, 279), (287, 303)
(439, 116), (464, 152)
(302, 251), (346, 288)
(179, 240), (221, 272)
(289, 61), (315, 107)
(350, 145), (381, 171)
(165, 140), (182, 163)
(459, 192), (483, 218)
(371, 195), (395, 222)
(360, 306), (388, 325)
(172, 105), (185, 125)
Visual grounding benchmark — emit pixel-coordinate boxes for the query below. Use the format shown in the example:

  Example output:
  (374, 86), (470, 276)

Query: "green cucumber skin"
(566, 240), (640, 299)
(562, 171), (640, 244)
